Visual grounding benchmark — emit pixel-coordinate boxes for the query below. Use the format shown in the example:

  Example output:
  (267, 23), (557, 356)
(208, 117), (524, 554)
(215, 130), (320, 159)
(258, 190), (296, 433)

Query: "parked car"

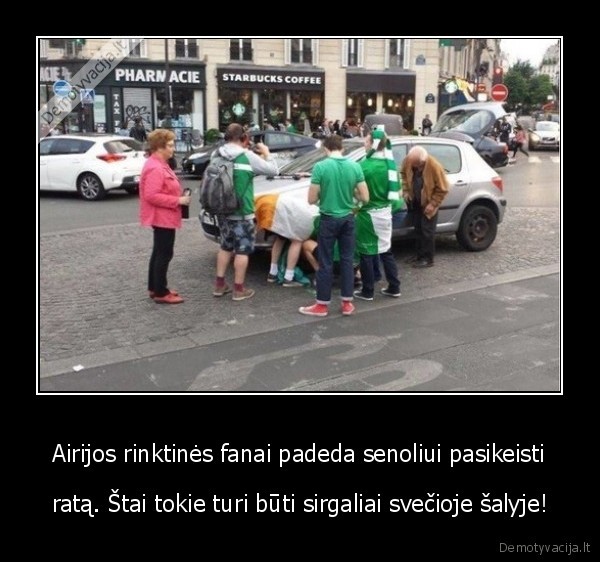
(200, 136), (506, 252)
(528, 121), (560, 151)
(181, 130), (321, 176)
(430, 102), (510, 168)
(39, 134), (146, 201)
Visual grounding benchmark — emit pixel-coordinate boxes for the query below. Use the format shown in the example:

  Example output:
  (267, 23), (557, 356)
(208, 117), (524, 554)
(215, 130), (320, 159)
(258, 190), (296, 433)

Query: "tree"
(504, 60), (553, 113)
(526, 75), (554, 107)
(504, 72), (527, 110)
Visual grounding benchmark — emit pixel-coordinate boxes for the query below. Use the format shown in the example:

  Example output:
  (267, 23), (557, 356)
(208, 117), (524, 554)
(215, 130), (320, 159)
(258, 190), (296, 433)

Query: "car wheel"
(77, 173), (106, 201)
(124, 185), (139, 195)
(456, 204), (498, 252)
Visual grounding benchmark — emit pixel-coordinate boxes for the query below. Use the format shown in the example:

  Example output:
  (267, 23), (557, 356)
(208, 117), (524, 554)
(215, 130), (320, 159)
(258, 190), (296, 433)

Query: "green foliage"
(504, 60), (554, 112)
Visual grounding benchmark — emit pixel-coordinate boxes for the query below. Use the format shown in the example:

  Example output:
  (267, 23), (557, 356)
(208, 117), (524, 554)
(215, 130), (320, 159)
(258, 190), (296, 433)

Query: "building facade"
(38, 38), (502, 143)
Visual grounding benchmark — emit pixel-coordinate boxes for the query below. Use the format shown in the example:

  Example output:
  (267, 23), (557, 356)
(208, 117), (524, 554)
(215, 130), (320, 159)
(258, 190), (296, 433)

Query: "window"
(342, 39), (364, 67)
(40, 39), (48, 58)
(230, 39), (252, 61)
(416, 144), (461, 174)
(125, 39), (146, 58)
(175, 39), (198, 59)
(291, 39), (312, 64)
(47, 138), (94, 155)
(387, 39), (406, 68)
(48, 39), (66, 49)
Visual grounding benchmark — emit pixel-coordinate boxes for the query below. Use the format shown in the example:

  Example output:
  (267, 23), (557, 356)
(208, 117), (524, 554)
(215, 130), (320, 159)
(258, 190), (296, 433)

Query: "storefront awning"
(347, 71), (416, 93)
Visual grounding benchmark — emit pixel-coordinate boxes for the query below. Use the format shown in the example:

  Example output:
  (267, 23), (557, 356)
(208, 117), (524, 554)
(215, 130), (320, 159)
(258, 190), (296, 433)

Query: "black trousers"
(148, 227), (176, 297)
(413, 204), (438, 262)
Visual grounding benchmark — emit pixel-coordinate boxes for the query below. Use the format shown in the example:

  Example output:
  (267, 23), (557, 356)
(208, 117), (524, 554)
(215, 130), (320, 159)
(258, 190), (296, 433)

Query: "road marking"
(550, 156), (560, 164)
(528, 156), (542, 164)
(187, 335), (443, 392)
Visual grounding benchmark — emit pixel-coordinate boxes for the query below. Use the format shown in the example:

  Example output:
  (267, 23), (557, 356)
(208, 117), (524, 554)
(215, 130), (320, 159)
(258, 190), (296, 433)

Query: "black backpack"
(199, 155), (238, 215)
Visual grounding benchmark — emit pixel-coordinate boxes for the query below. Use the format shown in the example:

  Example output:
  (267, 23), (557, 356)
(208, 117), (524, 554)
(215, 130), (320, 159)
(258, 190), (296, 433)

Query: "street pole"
(164, 39), (172, 126)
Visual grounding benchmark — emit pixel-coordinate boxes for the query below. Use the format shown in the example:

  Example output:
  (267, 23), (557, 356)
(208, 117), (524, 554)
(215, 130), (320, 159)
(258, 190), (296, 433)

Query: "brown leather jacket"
(401, 155), (449, 217)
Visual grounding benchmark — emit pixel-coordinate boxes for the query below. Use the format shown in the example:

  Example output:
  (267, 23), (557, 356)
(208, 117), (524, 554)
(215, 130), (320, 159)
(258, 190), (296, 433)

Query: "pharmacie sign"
(114, 66), (204, 86)
(218, 67), (324, 90)
(40, 61), (206, 89)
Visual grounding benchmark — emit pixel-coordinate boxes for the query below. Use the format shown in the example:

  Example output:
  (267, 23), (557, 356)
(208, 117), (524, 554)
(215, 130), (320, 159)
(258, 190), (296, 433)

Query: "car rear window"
(104, 139), (143, 153)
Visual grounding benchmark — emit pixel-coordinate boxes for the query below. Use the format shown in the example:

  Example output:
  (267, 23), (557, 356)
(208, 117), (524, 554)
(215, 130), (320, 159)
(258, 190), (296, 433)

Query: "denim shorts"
(219, 217), (255, 255)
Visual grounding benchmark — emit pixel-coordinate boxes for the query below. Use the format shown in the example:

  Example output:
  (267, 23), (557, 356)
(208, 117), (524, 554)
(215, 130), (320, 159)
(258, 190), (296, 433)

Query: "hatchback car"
(430, 102), (510, 168)
(39, 134), (146, 201)
(528, 121), (560, 150)
(199, 136), (506, 252)
(181, 130), (321, 176)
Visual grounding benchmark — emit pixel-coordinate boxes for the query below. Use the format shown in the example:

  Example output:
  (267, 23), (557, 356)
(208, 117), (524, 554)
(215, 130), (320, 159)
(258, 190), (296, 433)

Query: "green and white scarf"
(367, 129), (404, 212)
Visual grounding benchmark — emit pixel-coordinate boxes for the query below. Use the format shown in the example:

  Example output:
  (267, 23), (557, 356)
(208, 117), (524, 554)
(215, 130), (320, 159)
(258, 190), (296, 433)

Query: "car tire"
(77, 172), (106, 201)
(456, 204), (498, 252)
(124, 185), (139, 195)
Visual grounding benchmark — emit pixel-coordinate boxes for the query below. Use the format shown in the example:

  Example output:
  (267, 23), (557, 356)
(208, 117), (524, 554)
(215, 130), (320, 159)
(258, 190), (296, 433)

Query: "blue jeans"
(359, 250), (400, 298)
(316, 214), (355, 303)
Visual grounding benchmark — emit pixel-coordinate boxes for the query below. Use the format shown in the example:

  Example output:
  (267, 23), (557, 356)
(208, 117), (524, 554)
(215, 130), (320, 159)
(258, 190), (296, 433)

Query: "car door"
(415, 142), (468, 229)
(46, 138), (91, 191)
(39, 138), (53, 189)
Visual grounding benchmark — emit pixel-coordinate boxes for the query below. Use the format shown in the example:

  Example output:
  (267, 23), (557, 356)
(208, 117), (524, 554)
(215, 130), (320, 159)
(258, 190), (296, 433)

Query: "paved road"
(38, 151), (560, 387)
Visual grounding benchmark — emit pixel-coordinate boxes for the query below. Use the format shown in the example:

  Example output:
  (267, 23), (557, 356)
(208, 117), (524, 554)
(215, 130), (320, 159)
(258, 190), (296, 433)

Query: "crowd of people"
(138, 123), (450, 315)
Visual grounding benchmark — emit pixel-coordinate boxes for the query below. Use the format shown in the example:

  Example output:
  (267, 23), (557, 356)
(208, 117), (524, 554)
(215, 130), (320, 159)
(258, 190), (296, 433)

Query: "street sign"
(491, 84), (508, 102)
(80, 89), (95, 104)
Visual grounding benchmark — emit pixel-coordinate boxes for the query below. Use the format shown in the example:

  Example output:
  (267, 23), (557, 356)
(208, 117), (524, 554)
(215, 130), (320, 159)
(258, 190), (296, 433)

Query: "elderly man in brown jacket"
(401, 146), (449, 268)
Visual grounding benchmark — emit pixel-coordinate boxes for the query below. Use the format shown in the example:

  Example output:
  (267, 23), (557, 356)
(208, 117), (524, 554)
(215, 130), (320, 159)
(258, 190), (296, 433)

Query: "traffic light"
(493, 66), (504, 85)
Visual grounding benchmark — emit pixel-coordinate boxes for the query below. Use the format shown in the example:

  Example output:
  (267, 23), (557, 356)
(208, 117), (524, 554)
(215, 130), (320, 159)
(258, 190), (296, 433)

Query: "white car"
(200, 136), (507, 252)
(528, 121), (560, 151)
(39, 134), (147, 201)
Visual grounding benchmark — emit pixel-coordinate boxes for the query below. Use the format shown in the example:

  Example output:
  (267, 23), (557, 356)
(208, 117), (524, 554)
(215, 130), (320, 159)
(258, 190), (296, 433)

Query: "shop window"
(383, 93), (414, 131)
(230, 39), (252, 62)
(156, 88), (195, 151)
(175, 39), (198, 59)
(290, 91), (323, 134)
(218, 88), (255, 130)
(386, 39), (406, 69)
(346, 91), (377, 123)
(342, 39), (363, 67)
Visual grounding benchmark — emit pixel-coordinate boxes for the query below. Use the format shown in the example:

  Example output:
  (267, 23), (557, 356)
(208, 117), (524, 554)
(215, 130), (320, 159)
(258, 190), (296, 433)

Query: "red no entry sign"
(491, 84), (509, 102)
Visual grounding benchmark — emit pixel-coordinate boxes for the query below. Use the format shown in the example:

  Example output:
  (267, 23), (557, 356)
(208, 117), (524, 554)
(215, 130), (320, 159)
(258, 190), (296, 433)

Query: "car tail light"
(97, 154), (126, 163)
(491, 176), (503, 193)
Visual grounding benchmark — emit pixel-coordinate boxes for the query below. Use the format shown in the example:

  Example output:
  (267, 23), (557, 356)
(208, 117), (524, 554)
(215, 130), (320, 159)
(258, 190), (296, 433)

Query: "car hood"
(532, 129), (559, 138)
(253, 173), (311, 197)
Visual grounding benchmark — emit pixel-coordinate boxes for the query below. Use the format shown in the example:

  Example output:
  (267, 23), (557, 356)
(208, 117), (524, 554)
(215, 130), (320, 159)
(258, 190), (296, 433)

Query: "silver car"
(199, 136), (507, 252)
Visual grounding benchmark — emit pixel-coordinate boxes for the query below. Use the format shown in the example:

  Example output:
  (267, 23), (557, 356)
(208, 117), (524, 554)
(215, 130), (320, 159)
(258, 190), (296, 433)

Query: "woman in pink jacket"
(140, 129), (191, 304)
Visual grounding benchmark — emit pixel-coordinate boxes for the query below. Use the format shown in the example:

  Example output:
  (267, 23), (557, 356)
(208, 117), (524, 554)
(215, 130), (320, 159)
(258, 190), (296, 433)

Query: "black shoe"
(404, 255), (420, 264)
(412, 259), (434, 268)
(381, 287), (401, 298)
(353, 290), (374, 301)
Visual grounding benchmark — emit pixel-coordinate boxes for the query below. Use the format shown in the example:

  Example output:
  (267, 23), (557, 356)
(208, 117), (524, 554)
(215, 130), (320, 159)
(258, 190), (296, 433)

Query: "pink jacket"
(139, 154), (182, 229)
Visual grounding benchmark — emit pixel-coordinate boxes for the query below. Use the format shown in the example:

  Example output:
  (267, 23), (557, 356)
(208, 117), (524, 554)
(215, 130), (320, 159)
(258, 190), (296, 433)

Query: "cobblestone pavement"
(39, 207), (559, 369)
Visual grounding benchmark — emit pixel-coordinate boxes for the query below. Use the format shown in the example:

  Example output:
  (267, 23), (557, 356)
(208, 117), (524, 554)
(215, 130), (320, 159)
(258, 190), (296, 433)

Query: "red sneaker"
(341, 300), (355, 316)
(154, 292), (184, 304)
(298, 303), (328, 317)
(149, 289), (179, 298)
